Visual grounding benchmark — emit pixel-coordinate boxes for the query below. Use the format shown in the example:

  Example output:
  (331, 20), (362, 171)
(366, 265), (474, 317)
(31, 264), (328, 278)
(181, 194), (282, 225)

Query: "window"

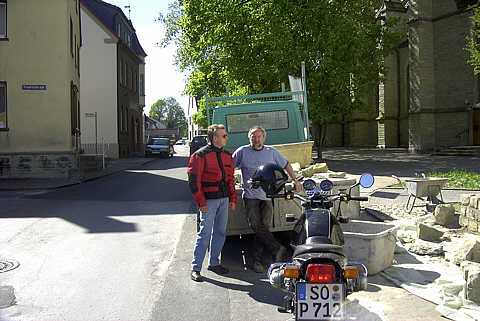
(0, 2), (6, 39)
(130, 69), (133, 89)
(123, 61), (127, 86)
(134, 71), (138, 92)
(140, 74), (145, 96)
(226, 110), (289, 134)
(126, 66), (130, 89)
(0, 82), (6, 129)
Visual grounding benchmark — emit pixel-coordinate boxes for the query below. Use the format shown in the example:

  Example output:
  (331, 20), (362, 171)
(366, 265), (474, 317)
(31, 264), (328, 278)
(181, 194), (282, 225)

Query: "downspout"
(396, 48), (401, 147)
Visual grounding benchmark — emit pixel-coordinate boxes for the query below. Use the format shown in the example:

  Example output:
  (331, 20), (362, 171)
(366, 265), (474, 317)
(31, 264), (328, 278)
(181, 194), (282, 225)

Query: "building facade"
(325, 0), (480, 152)
(80, 0), (146, 159)
(0, 0), (82, 178)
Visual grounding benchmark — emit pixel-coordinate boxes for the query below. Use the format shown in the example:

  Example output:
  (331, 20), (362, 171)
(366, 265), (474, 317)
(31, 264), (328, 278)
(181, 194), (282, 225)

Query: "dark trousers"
(243, 198), (282, 263)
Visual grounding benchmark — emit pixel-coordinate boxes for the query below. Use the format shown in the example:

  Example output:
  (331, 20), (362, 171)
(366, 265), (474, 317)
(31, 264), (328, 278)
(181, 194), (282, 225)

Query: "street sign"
(22, 85), (46, 90)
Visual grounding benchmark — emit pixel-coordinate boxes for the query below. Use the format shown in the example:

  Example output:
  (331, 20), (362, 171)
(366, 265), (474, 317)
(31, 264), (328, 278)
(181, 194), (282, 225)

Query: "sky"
(103, 0), (189, 116)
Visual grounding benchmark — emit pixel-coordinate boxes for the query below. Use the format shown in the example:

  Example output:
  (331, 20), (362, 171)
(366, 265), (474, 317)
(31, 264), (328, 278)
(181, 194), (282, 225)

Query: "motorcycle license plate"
(296, 283), (345, 320)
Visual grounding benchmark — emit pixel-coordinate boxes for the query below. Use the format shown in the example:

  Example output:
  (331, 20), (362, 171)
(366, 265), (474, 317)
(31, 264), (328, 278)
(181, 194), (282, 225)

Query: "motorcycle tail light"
(306, 264), (335, 283)
(344, 267), (359, 279)
(284, 267), (299, 279)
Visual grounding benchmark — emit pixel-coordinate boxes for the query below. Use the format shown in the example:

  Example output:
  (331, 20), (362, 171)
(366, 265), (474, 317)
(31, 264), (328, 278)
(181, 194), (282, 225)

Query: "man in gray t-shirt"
(233, 126), (301, 273)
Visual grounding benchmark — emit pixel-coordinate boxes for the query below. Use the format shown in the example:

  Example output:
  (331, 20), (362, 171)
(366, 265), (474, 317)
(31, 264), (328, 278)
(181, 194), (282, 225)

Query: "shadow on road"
(0, 155), (196, 233)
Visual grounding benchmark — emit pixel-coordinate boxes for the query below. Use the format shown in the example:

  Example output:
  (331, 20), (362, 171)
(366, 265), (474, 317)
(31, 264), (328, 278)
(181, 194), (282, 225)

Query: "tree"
(161, 0), (403, 149)
(149, 97), (187, 137)
(466, 5), (480, 75)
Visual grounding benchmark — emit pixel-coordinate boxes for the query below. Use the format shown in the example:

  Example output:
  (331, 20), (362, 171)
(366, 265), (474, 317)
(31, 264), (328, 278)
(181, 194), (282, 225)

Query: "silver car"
(145, 138), (174, 158)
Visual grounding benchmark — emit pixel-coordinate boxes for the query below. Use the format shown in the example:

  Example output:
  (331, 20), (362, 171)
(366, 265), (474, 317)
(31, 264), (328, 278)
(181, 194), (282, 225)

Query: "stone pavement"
(0, 157), (155, 191)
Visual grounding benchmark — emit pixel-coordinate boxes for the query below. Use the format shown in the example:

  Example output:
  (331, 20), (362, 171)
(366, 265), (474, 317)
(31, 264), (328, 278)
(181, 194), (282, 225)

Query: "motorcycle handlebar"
(267, 192), (368, 203)
(350, 196), (369, 201)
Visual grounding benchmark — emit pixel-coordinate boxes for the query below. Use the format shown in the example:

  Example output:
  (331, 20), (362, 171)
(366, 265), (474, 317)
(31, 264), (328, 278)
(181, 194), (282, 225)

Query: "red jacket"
(187, 144), (236, 208)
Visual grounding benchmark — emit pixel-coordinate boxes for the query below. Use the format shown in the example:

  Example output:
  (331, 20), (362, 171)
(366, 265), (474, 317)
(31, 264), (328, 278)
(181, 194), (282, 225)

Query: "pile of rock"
(394, 204), (480, 306)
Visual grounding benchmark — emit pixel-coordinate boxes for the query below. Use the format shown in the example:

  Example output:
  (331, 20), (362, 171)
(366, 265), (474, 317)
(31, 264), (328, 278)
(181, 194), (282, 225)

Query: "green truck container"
(212, 100), (308, 151)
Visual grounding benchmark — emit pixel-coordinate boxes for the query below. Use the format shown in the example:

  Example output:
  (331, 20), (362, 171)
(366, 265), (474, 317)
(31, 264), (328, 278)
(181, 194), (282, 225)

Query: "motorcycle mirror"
(359, 173), (374, 188)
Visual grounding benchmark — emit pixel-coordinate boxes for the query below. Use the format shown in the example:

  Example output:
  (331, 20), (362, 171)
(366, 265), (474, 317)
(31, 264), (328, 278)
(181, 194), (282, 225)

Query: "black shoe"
(207, 265), (229, 275)
(191, 270), (203, 282)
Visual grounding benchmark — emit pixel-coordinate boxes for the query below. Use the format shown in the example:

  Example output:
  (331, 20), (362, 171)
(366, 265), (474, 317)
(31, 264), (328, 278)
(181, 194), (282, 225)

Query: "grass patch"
(427, 170), (480, 189)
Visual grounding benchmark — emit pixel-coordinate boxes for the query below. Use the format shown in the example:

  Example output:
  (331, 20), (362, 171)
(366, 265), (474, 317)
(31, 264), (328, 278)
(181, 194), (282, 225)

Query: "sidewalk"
(0, 157), (155, 191)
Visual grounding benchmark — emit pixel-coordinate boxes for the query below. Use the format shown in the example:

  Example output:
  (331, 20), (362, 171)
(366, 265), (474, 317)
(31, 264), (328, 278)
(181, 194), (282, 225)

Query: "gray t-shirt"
(233, 145), (288, 200)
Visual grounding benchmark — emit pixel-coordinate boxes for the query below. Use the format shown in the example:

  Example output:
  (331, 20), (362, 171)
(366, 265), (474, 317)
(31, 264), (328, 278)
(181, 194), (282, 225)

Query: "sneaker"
(275, 246), (288, 262)
(253, 261), (265, 273)
(207, 265), (229, 275)
(191, 270), (203, 282)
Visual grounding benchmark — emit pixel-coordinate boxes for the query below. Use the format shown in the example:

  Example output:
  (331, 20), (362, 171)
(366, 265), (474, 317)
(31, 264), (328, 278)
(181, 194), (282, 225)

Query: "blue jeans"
(191, 197), (229, 272)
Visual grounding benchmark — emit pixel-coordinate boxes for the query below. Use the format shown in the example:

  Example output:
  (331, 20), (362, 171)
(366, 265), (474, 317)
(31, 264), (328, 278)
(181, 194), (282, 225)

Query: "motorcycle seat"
(293, 243), (345, 257)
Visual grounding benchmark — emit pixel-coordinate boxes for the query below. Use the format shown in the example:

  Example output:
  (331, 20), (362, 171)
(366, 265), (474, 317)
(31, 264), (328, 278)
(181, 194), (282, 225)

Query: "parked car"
(189, 135), (208, 155)
(145, 137), (174, 158)
(175, 139), (187, 145)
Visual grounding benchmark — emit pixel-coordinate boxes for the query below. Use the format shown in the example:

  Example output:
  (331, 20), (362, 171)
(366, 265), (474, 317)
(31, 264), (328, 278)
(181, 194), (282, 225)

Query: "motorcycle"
(249, 164), (374, 320)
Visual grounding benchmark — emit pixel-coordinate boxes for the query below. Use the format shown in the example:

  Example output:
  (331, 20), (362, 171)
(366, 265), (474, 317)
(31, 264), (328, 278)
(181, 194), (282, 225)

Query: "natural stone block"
(416, 214), (435, 224)
(439, 282), (464, 309)
(461, 194), (472, 206)
(417, 223), (444, 242)
(405, 239), (444, 256)
(445, 238), (480, 265)
(434, 204), (455, 227)
(467, 207), (479, 219)
(300, 163), (328, 178)
(468, 219), (478, 234)
(470, 196), (480, 209)
(461, 261), (480, 305)
(465, 239), (480, 263)
(397, 229), (417, 243)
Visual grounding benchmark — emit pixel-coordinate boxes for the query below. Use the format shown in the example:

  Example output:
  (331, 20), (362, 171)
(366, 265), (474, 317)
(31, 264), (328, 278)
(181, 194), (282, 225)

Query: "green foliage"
(161, 0), (403, 127)
(466, 5), (480, 74)
(149, 97), (188, 136)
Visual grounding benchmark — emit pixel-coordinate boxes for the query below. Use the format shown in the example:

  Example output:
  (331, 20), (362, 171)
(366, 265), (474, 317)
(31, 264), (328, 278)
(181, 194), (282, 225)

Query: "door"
(474, 109), (480, 145)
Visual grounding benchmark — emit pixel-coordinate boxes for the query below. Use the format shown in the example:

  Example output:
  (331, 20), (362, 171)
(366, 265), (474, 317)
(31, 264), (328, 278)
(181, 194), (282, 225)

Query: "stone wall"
(0, 152), (78, 179)
(460, 193), (480, 233)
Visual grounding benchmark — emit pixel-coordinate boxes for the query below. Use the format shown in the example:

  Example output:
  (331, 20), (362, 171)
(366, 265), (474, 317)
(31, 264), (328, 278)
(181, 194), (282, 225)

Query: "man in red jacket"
(187, 124), (236, 282)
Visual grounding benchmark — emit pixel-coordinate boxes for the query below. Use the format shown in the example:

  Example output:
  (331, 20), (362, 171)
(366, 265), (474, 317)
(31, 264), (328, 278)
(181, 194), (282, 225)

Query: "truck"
(205, 81), (315, 235)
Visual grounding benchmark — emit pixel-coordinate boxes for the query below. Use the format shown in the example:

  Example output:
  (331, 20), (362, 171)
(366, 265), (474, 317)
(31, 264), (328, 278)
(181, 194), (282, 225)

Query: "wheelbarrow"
(403, 177), (449, 214)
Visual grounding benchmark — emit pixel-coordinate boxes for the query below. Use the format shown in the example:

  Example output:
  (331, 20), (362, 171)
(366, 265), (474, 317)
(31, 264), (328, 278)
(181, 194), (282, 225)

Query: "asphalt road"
(0, 147), (193, 321)
(0, 144), (448, 321)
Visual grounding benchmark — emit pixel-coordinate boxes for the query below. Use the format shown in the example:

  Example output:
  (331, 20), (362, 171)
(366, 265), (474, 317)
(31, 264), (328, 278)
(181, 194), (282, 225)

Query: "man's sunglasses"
(216, 134), (228, 138)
